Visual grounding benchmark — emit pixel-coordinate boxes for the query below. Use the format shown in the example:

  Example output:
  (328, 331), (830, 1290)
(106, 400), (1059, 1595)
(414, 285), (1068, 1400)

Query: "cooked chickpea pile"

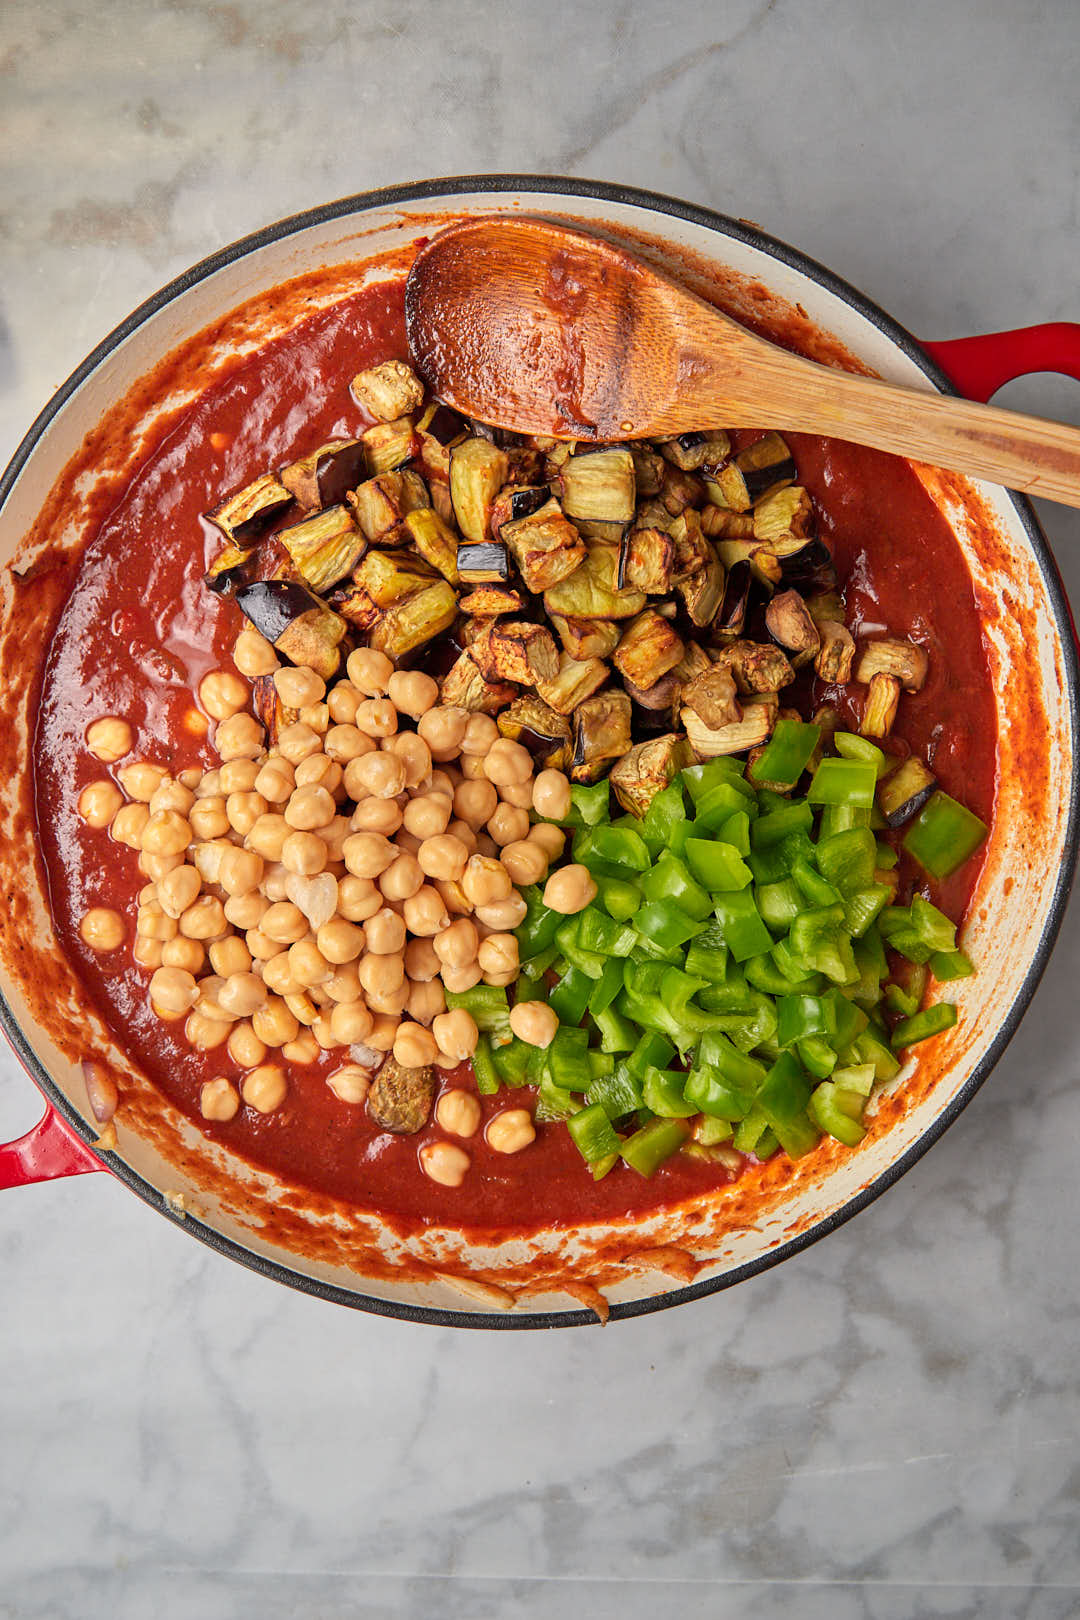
(77, 627), (591, 1183)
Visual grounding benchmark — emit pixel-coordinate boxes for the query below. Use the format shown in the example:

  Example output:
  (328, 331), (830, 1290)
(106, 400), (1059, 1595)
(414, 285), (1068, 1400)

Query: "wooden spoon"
(405, 217), (1080, 507)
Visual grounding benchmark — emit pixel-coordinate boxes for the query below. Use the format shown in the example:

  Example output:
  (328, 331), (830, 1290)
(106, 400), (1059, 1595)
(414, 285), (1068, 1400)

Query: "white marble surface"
(3, 2), (1080, 1615)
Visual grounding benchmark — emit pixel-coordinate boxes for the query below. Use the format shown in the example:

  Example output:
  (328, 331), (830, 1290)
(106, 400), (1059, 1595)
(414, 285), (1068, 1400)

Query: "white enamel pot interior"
(0, 177), (1076, 1327)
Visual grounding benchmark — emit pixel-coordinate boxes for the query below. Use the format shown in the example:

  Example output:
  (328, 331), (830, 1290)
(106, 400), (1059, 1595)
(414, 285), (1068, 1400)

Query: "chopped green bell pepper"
(902, 791), (988, 879)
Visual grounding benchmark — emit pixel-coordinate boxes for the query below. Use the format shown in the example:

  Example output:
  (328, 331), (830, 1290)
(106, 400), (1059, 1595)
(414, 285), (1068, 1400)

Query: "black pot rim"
(2, 172), (1077, 1330)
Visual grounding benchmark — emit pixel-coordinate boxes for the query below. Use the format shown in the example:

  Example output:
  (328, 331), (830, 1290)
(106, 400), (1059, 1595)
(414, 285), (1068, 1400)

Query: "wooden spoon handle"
(733, 353), (1080, 507)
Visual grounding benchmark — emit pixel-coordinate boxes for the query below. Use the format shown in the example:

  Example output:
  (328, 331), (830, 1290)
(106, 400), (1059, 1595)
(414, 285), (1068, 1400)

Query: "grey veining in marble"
(3, 2), (1080, 1616)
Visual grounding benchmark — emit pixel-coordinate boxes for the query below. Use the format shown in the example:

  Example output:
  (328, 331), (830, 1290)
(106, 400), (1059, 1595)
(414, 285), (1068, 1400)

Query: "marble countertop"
(3, 3), (1080, 1616)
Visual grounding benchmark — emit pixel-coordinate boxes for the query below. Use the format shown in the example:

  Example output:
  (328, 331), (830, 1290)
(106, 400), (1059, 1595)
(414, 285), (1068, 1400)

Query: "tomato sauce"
(31, 275), (998, 1229)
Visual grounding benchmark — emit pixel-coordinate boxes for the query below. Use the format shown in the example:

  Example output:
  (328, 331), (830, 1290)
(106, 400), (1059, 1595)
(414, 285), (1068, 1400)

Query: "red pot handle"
(0, 1105), (105, 1189)
(922, 324), (1080, 402)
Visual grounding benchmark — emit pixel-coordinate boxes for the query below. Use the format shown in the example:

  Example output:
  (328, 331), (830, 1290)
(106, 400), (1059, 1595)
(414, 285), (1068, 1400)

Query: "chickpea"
(247, 927), (281, 963)
(405, 935), (441, 982)
(509, 1000), (558, 1048)
(346, 646), (394, 696)
(284, 783), (335, 831)
(329, 1000), (373, 1045)
(417, 705), (468, 762)
(407, 977), (446, 1026)
(185, 1008), (231, 1049)
(454, 779), (498, 831)
(273, 664), (325, 709)
(433, 917), (479, 970)
(475, 833), (499, 859)
(458, 754), (488, 784)
(399, 889), (446, 941)
(499, 839), (549, 888)
(260, 901), (307, 945)
(79, 907), (124, 951)
(365, 1012), (399, 1052)
(133, 936), (164, 968)
(487, 803), (531, 848)
(181, 896), (228, 944)
(379, 668), (434, 718)
(350, 751), (407, 801)
(188, 796), (230, 840)
(254, 757), (296, 807)
(299, 701), (330, 736)
(252, 997), (300, 1048)
(136, 900), (177, 942)
(316, 917), (366, 965)
(362, 907), (405, 956)
(276, 722), (322, 765)
(354, 698), (398, 740)
(214, 712), (264, 761)
(149, 779), (196, 817)
(432, 1008), (480, 1064)
(442, 962), (484, 994)
(486, 1108), (536, 1155)
(225, 791), (266, 838)
(419, 1141), (470, 1187)
(477, 934), (519, 979)
(140, 810), (192, 858)
(277, 830), (325, 877)
(337, 874), (381, 923)
(77, 779), (123, 829)
(149, 966), (199, 1018)
(327, 1064), (372, 1105)
(86, 716), (132, 763)
(227, 1021), (267, 1068)
(200, 1077), (240, 1122)
(117, 761), (168, 802)
(403, 793), (452, 840)
(394, 829), (423, 858)
(218, 759), (259, 796)
(199, 670), (248, 721)
(528, 822), (566, 862)
(447, 819), (479, 856)
(158, 864), (202, 920)
(196, 769), (222, 798)
(461, 855), (512, 909)
(358, 951), (405, 998)
(210, 935), (252, 977)
(161, 936), (205, 974)
(324, 962), (362, 1005)
(285, 988), (319, 1027)
(499, 780), (535, 810)
(417, 833), (469, 883)
(111, 802), (151, 848)
(430, 768), (458, 795)
(224, 891), (268, 931)
(459, 713), (499, 756)
(288, 939), (332, 988)
(435, 1087), (482, 1137)
(327, 681), (363, 724)
(385, 730), (432, 789)
(294, 753), (342, 795)
(366, 979), (410, 1016)
(482, 737), (532, 787)
(138, 851), (183, 883)
(233, 625), (278, 678)
(379, 851), (424, 902)
(343, 831), (395, 880)
(177, 768), (203, 792)
(532, 768), (572, 821)
(282, 1029), (320, 1064)
(242, 1065), (287, 1114)
(324, 723), (371, 764)
(216, 973), (266, 1019)
(218, 846), (265, 897)
(543, 864), (597, 916)
(474, 894), (528, 931)
(349, 794), (403, 836)
(260, 863), (291, 903)
(393, 1021), (438, 1069)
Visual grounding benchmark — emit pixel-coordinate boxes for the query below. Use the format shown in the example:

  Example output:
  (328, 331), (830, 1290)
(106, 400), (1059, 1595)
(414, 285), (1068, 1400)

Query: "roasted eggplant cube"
(612, 609), (685, 691)
(560, 449), (636, 539)
(855, 638), (929, 693)
(331, 583), (382, 633)
(712, 558), (752, 644)
(203, 541), (255, 595)
(279, 439), (369, 511)
(716, 639), (796, 695)
(206, 471), (294, 545)
(490, 484), (552, 539)
(765, 589), (821, 666)
(457, 542), (511, 585)
(668, 509), (711, 583)
(236, 580), (350, 681)
(700, 505), (755, 539)
(503, 498), (587, 593)
(610, 734), (693, 816)
(354, 547), (439, 608)
(250, 672), (297, 744)
(362, 417), (419, 475)
(402, 507), (460, 584)
(349, 470), (428, 543)
(630, 448), (666, 497)
(752, 485), (814, 542)
(814, 620), (856, 684)
(678, 557), (725, 628)
(278, 505), (366, 594)
(496, 693), (572, 771)
(624, 671), (681, 733)
(658, 430), (732, 472)
(368, 581), (458, 660)
(368, 1055), (435, 1133)
(450, 438), (509, 544)
(459, 585), (525, 617)
(860, 672), (901, 739)
(681, 695), (777, 760)
(440, 650), (518, 714)
(469, 620), (559, 686)
(350, 360), (425, 424)
(736, 432), (797, 501)
(682, 664), (741, 729)
(672, 641), (713, 686)
(709, 462), (752, 513)
(878, 756), (938, 827)
(536, 654), (610, 717)
(624, 527), (675, 594)
(571, 689), (632, 784)
(542, 545), (646, 622)
(660, 463), (706, 516)
(548, 614), (621, 661)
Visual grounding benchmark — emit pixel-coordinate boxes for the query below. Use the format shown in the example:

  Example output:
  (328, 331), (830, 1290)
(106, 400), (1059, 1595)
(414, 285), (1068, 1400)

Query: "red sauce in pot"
(31, 276), (998, 1228)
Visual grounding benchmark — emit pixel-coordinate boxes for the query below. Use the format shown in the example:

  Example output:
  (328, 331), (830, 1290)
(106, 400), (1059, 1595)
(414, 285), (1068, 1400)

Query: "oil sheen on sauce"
(32, 276), (998, 1229)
